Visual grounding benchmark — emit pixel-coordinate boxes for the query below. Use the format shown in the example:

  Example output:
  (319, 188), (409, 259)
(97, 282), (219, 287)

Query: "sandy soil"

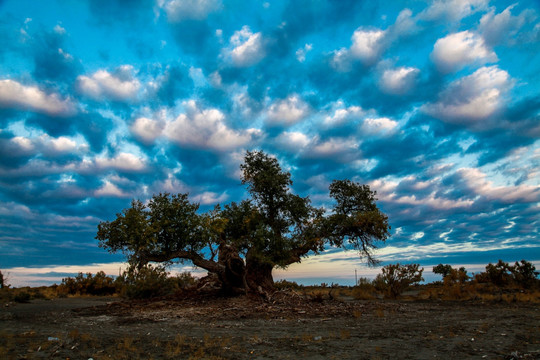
(1, 293), (539, 359)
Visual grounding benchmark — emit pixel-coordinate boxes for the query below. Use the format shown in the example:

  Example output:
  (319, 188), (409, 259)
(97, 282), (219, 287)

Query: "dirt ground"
(1, 292), (539, 359)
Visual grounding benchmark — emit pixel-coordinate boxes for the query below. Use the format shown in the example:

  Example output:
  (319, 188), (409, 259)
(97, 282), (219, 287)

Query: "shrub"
(174, 271), (198, 289)
(512, 260), (539, 289)
(116, 264), (176, 299)
(274, 279), (303, 290)
(58, 271), (117, 296)
(352, 277), (377, 300)
(475, 260), (539, 289)
(374, 263), (424, 298)
(443, 267), (470, 286)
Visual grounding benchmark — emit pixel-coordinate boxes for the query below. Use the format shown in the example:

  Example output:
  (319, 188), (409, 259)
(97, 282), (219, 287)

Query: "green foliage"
(433, 264), (469, 285)
(326, 180), (390, 265)
(116, 265), (176, 299)
(443, 267), (469, 285)
(475, 260), (539, 288)
(433, 264), (453, 279)
(374, 263), (424, 298)
(59, 271), (117, 296)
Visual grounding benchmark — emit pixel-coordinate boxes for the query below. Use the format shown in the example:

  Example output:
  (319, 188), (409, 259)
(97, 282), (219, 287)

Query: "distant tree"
(97, 150), (391, 295)
(433, 264), (453, 279)
(0, 270), (9, 289)
(374, 263), (424, 298)
(476, 260), (539, 288)
(433, 264), (469, 284)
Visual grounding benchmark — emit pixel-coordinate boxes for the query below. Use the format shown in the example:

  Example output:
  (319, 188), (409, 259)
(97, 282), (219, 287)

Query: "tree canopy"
(97, 150), (391, 294)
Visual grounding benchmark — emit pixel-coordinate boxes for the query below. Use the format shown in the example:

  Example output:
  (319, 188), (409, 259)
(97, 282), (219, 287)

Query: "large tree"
(97, 151), (390, 294)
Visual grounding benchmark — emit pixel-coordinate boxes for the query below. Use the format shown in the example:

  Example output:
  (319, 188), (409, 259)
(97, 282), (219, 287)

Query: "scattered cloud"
(165, 100), (260, 150)
(423, 66), (511, 126)
(379, 66), (420, 94)
(224, 26), (266, 67)
(77, 65), (141, 101)
(266, 95), (310, 126)
(131, 116), (165, 145)
(0, 79), (76, 116)
(361, 117), (399, 136)
(479, 4), (534, 46)
(159, 0), (222, 22)
(350, 28), (387, 65)
(431, 31), (497, 73)
(94, 152), (147, 172)
(419, 0), (488, 22)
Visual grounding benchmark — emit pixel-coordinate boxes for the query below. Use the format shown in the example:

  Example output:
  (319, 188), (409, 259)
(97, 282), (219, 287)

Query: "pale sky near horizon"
(0, 0), (539, 287)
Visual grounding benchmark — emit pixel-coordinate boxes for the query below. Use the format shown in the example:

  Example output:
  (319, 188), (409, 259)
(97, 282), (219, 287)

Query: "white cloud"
(379, 66), (420, 94)
(225, 26), (266, 67)
(276, 131), (359, 162)
(159, 0), (222, 21)
(391, 8), (419, 37)
(295, 43), (312, 62)
(431, 31), (497, 73)
(94, 180), (128, 197)
(276, 131), (311, 151)
(350, 28), (387, 65)
(479, 4), (532, 46)
(53, 24), (66, 35)
(330, 48), (353, 72)
(361, 117), (398, 135)
(422, 66), (511, 125)
(131, 117), (165, 144)
(370, 177), (474, 210)
(192, 191), (228, 205)
(10, 136), (35, 153)
(324, 103), (365, 127)
(419, 0), (488, 22)
(95, 153), (147, 172)
(77, 65), (140, 101)
(458, 168), (540, 203)
(165, 100), (260, 151)
(310, 137), (358, 160)
(0, 79), (76, 116)
(267, 95), (309, 126)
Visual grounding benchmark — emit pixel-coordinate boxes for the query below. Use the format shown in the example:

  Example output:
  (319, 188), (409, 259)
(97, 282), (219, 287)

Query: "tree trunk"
(216, 244), (247, 295)
(245, 250), (274, 292)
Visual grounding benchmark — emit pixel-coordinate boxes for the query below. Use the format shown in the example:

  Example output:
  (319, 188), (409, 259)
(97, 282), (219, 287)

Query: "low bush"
(374, 263), (424, 298)
(352, 277), (377, 300)
(475, 260), (539, 289)
(58, 271), (117, 296)
(116, 265), (177, 299)
(274, 279), (303, 290)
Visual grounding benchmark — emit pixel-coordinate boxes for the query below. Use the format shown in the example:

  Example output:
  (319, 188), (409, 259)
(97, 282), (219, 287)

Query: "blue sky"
(1, 0), (539, 286)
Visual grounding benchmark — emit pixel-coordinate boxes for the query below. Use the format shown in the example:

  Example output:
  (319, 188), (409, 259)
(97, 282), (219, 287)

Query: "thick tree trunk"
(216, 244), (247, 295)
(245, 250), (274, 292)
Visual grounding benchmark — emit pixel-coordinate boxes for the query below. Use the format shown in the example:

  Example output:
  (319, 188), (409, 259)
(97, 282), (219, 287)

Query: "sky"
(0, 0), (539, 287)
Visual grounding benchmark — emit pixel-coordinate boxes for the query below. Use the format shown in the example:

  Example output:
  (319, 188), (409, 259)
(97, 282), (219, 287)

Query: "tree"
(433, 264), (453, 279)
(0, 270), (5, 289)
(97, 150), (391, 295)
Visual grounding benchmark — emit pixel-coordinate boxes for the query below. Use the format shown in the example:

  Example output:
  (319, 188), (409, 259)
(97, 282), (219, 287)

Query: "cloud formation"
(0, 80), (76, 116)
(431, 31), (497, 73)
